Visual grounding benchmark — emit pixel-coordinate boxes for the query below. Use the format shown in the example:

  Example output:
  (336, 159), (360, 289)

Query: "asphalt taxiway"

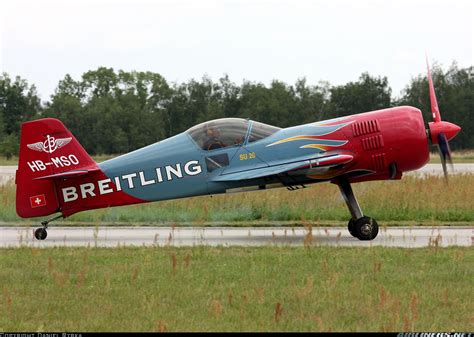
(1, 226), (472, 248)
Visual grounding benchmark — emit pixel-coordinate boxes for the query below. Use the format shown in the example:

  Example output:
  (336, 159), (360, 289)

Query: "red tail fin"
(16, 118), (98, 218)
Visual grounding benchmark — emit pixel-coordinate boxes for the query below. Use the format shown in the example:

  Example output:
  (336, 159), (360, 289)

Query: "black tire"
(348, 218), (357, 237)
(34, 228), (47, 240)
(353, 216), (379, 241)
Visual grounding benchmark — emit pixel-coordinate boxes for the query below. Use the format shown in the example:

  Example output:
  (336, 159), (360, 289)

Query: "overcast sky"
(1, 0), (472, 101)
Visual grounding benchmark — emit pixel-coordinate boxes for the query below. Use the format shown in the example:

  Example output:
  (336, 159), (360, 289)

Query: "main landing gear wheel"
(348, 218), (356, 238)
(353, 216), (379, 241)
(337, 176), (379, 241)
(34, 227), (47, 240)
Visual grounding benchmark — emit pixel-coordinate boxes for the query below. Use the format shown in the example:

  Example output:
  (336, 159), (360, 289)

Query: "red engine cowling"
(341, 106), (430, 182)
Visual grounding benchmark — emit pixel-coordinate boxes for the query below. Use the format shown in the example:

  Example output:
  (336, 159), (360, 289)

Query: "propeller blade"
(425, 56), (460, 181)
(437, 132), (453, 180)
(426, 56), (441, 123)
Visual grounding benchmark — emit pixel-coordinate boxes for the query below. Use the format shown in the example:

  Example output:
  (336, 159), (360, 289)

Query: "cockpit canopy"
(187, 118), (280, 151)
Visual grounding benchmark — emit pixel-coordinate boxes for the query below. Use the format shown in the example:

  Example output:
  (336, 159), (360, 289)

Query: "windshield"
(247, 121), (281, 143)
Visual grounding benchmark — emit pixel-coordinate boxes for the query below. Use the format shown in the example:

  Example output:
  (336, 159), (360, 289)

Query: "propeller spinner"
(425, 59), (461, 179)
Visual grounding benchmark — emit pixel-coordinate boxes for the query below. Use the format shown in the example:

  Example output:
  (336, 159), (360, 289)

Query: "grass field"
(1, 174), (474, 224)
(0, 246), (472, 332)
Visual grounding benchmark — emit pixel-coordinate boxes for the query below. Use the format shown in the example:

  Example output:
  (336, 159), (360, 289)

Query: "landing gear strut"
(336, 177), (379, 240)
(33, 214), (63, 241)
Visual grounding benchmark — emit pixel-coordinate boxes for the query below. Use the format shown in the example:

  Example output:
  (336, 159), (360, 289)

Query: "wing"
(212, 154), (353, 182)
(55, 137), (72, 149)
(27, 142), (45, 152)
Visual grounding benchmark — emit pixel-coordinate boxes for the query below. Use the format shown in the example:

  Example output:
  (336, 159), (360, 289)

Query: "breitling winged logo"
(27, 135), (72, 154)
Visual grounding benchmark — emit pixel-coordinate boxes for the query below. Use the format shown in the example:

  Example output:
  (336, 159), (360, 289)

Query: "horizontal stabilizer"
(33, 167), (100, 180)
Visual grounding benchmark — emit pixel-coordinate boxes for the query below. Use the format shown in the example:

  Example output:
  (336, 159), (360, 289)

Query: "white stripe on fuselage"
(62, 160), (202, 202)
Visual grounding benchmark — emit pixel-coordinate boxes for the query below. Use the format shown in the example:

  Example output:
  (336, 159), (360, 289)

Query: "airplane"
(15, 62), (461, 241)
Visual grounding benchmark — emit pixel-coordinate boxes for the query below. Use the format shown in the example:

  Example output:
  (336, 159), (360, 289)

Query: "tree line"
(0, 62), (472, 157)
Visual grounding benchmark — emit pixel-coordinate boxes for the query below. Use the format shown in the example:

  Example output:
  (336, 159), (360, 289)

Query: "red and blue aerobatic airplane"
(16, 62), (461, 241)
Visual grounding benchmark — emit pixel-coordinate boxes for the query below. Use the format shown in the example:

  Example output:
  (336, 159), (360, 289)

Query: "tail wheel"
(34, 227), (47, 240)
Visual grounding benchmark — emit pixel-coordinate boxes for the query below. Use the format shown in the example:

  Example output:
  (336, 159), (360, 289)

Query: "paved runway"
(1, 164), (473, 186)
(0, 166), (16, 186)
(1, 226), (472, 248)
(408, 163), (474, 176)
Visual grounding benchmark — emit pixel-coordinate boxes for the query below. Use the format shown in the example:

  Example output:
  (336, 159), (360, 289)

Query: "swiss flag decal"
(30, 194), (46, 208)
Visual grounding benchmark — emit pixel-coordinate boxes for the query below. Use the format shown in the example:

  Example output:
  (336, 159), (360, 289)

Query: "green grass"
(0, 246), (472, 332)
(2, 175), (474, 224)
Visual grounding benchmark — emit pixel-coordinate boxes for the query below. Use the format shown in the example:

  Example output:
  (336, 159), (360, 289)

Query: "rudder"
(16, 118), (98, 218)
